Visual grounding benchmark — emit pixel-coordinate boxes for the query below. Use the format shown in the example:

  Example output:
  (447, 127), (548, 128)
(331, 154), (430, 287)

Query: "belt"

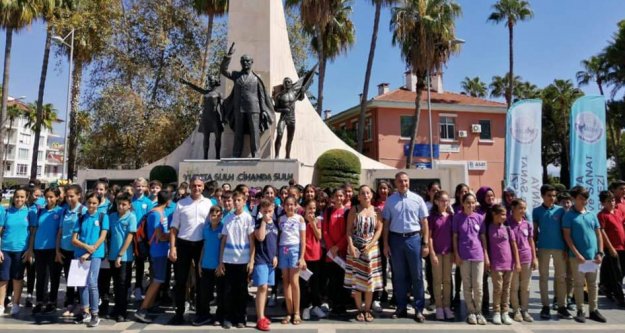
(390, 230), (421, 238)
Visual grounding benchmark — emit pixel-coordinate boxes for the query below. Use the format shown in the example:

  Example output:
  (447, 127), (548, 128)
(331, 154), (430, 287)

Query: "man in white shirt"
(168, 176), (212, 325)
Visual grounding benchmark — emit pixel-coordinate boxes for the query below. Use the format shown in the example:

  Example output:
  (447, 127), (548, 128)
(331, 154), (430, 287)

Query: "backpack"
(134, 210), (161, 258)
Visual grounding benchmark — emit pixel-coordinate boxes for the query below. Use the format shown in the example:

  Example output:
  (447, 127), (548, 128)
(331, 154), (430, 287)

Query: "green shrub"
(150, 165), (178, 185)
(315, 149), (361, 189)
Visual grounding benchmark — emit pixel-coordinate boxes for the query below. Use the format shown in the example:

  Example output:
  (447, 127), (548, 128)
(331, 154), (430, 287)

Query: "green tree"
(489, 73), (521, 99)
(25, 102), (57, 132)
(516, 81), (541, 99)
(190, 0), (228, 90)
(576, 55), (609, 96)
(461, 76), (487, 97)
(391, 0), (462, 168)
(606, 99), (625, 179)
(604, 20), (625, 97)
(487, 0), (533, 108)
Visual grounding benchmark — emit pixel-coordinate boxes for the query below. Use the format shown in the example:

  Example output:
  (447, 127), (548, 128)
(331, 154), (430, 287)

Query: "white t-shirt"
(278, 213), (305, 246)
(221, 211), (255, 264)
(171, 196), (212, 242)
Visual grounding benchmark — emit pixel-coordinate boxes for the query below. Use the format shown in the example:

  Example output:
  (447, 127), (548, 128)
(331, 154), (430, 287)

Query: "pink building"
(326, 74), (508, 195)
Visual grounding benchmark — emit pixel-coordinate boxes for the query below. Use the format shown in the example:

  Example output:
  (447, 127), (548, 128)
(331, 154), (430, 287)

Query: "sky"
(0, 0), (624, 137)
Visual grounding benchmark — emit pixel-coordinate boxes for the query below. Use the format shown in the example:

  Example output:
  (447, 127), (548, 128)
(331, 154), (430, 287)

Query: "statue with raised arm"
(180, 75), (224, 159)
(273, 64), (317, 159)
(220, 42), (274, 158)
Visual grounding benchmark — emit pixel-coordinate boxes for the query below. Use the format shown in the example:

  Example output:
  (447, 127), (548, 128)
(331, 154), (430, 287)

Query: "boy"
(132, 178), (154, 300)
(218, 191), (255, 329)
(562, 186), (606, 323)
(221, 191), (234, 219)
(533, 185), (572, 319)
(252, 199), (279, 331)
(148, 180), (162, 206)
(597, 191), (625, 307)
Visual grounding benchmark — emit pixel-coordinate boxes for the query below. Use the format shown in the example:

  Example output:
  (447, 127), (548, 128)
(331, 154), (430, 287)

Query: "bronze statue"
(180, 75), (224, 159)
(220, 42), (274, 158)
(273, 65), (317, 159)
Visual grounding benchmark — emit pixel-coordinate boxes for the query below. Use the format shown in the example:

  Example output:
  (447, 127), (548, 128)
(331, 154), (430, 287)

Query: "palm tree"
(461, 76), (487, 97)
(356, 0), (397, 153)
(4, 103), (24, 164)
(604, 20), (625, 97)
(487, 0), (533, 108)
(489, 73), (522, 99)
(515, 80), (540, 100)
(191, 0), (228, 87)
(391, 0), (462, 168)
(26, 102), (57, 131)
(0, 0), (39, 186)
(576, 54), (609, 96)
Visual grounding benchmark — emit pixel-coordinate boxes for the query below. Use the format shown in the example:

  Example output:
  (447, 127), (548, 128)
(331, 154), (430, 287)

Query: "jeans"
(111, 261), (133, 316)
(34, 249), (62, 303)
(79, 258), (102, 314)
(389, 233), (425, 312)
(173, 239), (203, 316)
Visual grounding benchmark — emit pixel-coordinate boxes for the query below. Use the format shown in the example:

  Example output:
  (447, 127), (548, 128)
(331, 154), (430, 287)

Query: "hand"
(115, 257), (122, 268)
(85, 245), (95, 254)
(348, 245), (359, 257)
(455, 254), (463, 266)
(421, 246), (430, 258)
(576, 253), (585, 264)
(247, 262), (254, 275)
(169, 247), (177, 262)
(272, 257), (278, 268)
(330, 246), (339, 256)
(55, 251), (64, 263)
(0, 251), (4, 263)
(484, 258), (490, 272)
(610, 248), (618, 258)
(217, 263), (225, 276)
(298, 258), (307, 271)
(531, 258), (538, 271)
(228, 42), (236, 55)
(593, 254), (603, 264)
(80, 253), (90, 263)
(384, 244), (391, 258)
(431, 254), (439, 266)
(23, 249), (34, 263)
(515, 263), (522, 273)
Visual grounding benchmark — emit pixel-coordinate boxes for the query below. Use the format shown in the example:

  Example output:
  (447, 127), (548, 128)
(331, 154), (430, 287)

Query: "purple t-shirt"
(428, 212), (453, 255)
(452, 212), (484, 261)
(481, 223), (514, 271)
(507, 216), (533, 264)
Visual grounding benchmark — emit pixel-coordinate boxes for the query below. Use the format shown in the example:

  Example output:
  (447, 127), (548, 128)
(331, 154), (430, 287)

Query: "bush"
(315, 149), (361, 189)
(150, 165), (178, 185)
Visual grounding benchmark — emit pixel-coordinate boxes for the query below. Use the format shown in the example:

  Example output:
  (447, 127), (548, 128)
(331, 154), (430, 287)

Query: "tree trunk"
(150, 47), (167, 104)
(598, 81), (604, 96)
(316, 34), (325, 116)
(67, 61), (83, 181)
(357, 1), (381, 153)
(30, 27), (53, 181)
(406, 83), (424, 169)
(507, 23), (513, 108)
(0, 28), (13, 187)
(560, 143), (570, 188)
(199, 14), (214, 86)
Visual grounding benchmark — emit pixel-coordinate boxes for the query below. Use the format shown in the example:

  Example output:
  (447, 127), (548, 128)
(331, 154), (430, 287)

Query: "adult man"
(382, 172), (430, 322)
(168, 176), (213, 325)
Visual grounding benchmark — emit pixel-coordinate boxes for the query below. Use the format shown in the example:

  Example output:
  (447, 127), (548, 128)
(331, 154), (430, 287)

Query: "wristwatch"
(597, 251), (605, 257)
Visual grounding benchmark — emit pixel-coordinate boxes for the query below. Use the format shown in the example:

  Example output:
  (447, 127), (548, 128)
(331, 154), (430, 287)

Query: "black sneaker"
(540, 306), (550, 319)
(574, 310), (585, 323)
(557, 306), (573, 319)
(392, 310), (408, 319)
(43, 303), (57, 314)
(167, 314), (185, 325)
(115, 315), (126, 322)
(87, 315), (101, 327)
(32, 303), (44, 314)
(589, 310), (606, 323)
(192, 315), (212, 326)
(133, 309), (152, 323)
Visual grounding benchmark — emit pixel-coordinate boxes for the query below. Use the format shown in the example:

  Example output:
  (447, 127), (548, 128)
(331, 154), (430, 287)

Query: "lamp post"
(52, 28), (74, 181)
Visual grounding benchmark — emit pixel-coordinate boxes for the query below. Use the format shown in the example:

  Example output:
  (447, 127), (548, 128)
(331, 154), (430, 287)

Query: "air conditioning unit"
(458, 130), (468, 138)
(471, 124), (482, 133)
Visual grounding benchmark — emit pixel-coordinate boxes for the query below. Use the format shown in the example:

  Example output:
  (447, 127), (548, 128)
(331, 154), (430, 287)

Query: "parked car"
(3, 189), (15, 201)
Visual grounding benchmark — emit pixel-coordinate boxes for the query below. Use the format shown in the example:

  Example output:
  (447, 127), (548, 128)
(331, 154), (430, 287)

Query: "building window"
(364, 118), (372, 141)
(18, 148), (29, 160)
(479, 120), (492, 140)
(439, 116), (456, 141)
(53, 166), (58, 174)
(6, 146), (13, 156)
(400, 116), (413, 138)
(4, 162), (10, 172)
(37, 151), (43, 161)
(19, 133), (31, 145)
(17, 164), (27, 176)
(36, 165), (42, 176)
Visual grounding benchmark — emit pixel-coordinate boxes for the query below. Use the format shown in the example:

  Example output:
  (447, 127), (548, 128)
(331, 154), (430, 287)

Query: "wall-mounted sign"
(467, 160), (488, 171)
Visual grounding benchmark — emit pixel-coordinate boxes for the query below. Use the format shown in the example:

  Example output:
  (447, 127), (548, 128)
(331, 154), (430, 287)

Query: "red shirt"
(616, 198), (625, 218)
(598, 209), (625, 251)
(323, 207), (348, 262)
(304, 217), (322, 261)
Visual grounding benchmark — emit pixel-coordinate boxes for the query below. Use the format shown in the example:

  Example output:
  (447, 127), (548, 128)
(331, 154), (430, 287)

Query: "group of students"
(0, 175), (623, 329)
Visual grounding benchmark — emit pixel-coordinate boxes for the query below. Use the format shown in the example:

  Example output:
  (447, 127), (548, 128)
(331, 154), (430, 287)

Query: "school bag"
(134, 210), (162, 258)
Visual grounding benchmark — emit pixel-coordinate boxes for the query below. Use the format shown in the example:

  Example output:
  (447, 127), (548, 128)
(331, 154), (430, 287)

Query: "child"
(342, 183), (354, 209)
(218, 191), (255, 329)
(0, 188), (27, 316)
(300, 199), (326, 320)
(252, 199), (279, 331)
(480, 204), (519, 325)
(278, 196), (306, 325)
(452, 193), (485, 325)
(131, 178), (153, 301)
(94, 180), (111, 214)
(558, 191), (575, 309)
(72, 192), (109, 327)
(597, 191), (625, 307)
(562, 186), (606, 323)
(221, 191), (234, 219)
(507, 198), (537, 322)
(108, 192), (137, 321)
(149, 180), (163, 206)
(323, 189), (349, 315)
(428, 191), (454, 320)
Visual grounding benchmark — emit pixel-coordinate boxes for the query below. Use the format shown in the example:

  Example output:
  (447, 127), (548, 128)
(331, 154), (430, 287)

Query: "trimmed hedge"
(149, 165), (178, 185)
(315, 149), (361, 189)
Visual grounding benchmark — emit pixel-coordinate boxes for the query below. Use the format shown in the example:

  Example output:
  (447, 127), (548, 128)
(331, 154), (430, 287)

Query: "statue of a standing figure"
(220, 42), (274, 158)
(273, 64), (317, 159)
(180, 76), (224, 159)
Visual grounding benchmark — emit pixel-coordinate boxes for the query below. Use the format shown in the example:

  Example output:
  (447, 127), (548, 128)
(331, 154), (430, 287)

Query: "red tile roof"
(374, 88), (506, 107)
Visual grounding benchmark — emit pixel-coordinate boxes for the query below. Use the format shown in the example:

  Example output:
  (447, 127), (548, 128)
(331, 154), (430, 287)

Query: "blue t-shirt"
(0, 205), (29, 252)
(73, 211), (109, 259)
(254, 218), (279, 265)
(132, 195), (154, 223)
(97, 198), (111, 214)
(34, 197), (46, 209)
(60, 204), (88, 251)
(532, 204), (566, 250)
(562, 208), (600, 260)
(32, 206), (64, 250)
(108, 211), (138, 261)
(201, 222), (223, 269)
(164, 201), (176, 227)
(147, 210), (169, 258)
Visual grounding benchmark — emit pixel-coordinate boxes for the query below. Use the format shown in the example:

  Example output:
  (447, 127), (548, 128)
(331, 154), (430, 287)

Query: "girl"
(175, 182), (189, 202)
(278, 186), (289, 207)
(425, 181), (441, 211)
(452, 183), (470, 215)
(56, 184), (87, 317)
(94, 180), (111, 214)
(72, 191), (109, 327)
(452, 193), (486, 325)
(30, 188), (64, 314)
(480, 204), (520, 325)
(507, 198), (537, 322)
(428, 191), (455, 320)
(278, 196), (306, 325)
(475, 186), (496, 316)
(342, 183), (354, 209)
(344, 185), (383, 322)
(300, 200), (326, 320)
(0, 188), (30, 316)
(302, 185), (317, 204)
(323, 189), (349, 315)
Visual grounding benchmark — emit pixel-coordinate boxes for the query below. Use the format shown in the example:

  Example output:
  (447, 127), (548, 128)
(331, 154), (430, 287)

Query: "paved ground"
(2, 272), (625, 332)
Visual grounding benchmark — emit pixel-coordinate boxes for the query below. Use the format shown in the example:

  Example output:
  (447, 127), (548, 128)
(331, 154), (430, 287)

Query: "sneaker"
(75, 312), (91, 324)
(10, 304), (20, 316)
(62, 306), (74, 317)
(311, 306), (327, 318)
(557, 306), (573, 319)
(167, 314), (185, 325)
(256, 317), (270, 331)
(435, 308), (444, 320)
(32, 303), (44, 314)
(223, 320), (233, 329)
(444, 307), (455, 320)
(492, 312), (501, 325)
(192, 315), (212, 326)
(414, 311), (425, 323)
(320, 303), (330, 313)
(502, 312), (513, 325)
(513, 310), (523, 322)
(44, 303), (57, 314)
(567, 298), (577, 311)
(133, 309), (153, 324)
(466, 313), (477, 324)
(0, 305), (5, 316)
(522, 311), (533, 322)
(236, 322), (246, 328)
(574, 310), (585, 323)
(372, 300), (382, 312)
(87, 315), (101, 328)
(115, 315), (127, 323)
(540, 305), (550, 319)
(589, 310), (606, 323)
(134, 288), (144, 301)
(302, 307), (311, 320)
(476, 313), (486, 325)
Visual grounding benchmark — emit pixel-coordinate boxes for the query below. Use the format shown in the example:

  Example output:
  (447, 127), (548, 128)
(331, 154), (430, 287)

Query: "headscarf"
(476, 186), (495, 216)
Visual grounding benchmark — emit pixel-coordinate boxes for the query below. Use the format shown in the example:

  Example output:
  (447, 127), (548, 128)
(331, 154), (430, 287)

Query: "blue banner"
(403, 144), (440, 158)
(570, 95), (607, 213)
(505, 100), (543, 209)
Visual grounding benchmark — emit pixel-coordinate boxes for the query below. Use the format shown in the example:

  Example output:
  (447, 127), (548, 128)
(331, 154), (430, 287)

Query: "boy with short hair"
(597, 190), (625, 307)
(253, 199), (279, 331)
(221, 191), (234, 219)
(562, 186), (606, 323)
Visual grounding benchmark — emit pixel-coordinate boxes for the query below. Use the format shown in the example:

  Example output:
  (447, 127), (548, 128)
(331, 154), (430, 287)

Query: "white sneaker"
(0, 305), (5, 316)
(467, 313), (477, 324)
(302, 307), (311, 320)
(311, 306), (327, 318)
(372, 301), (383, 312)
(492, 312), (502, 325)
(320, 303), (330, 313)
(10, 304), (20, 316)
(81, 313), (92, 324)
(476, 313), (487, 325)
(502, 312), (513, 325)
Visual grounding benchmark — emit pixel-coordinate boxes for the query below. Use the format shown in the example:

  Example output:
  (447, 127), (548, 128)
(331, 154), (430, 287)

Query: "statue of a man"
(220, 42), (274, 158)
(180, 75), (223, 159)
(274, 64), (317, 159)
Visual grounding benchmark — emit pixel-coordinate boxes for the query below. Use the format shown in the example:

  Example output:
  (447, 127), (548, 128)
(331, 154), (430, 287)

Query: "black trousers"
(61, 249), (77, 307)
(425, 256), (434, 305)
(375, 239), (389, 302)
(223, 263), (248, 324)
(173, 239), (203, 316)
(111, 261), (133, 316)
(34, 249), (61, 303)
(135, 255), (146, 291)
(98, 264), (112, 314)
(301, 260), (322, 309)
(482, 271), (490, 313)
(26, 260), (35, 295)
(198, 268), (224, 320)
(325, 261), (349, 310)
(603, 251), (625, 301)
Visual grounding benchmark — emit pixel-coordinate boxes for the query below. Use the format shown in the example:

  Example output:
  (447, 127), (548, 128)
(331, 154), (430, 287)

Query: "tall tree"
(487, 0), (533, 108)
(461, 76), (488, 97)
(190, 0), (228, 89)
(489, 73), (522, 99)
(604, 20), (625, 97)
(357, 0), (396, 153)
(576, 55), (609, 96)
(391, 0), (462, 168)
(0, 0), (39, 186)
(25, 102), (58, 132)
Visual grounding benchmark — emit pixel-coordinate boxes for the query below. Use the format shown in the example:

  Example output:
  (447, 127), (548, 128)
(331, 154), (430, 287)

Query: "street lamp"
(52, 28), (74, 181)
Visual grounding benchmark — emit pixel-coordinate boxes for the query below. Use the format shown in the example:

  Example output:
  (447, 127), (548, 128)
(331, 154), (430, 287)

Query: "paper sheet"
(327, 251), (346, 270)
(67, 259), (91, 287)
(299, 268), (314, 281)
(578, 260), (599, 273)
